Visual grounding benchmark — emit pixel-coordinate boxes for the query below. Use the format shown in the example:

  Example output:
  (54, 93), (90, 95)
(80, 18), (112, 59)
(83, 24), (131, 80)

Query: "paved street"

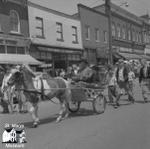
(0, 80), (150, 149)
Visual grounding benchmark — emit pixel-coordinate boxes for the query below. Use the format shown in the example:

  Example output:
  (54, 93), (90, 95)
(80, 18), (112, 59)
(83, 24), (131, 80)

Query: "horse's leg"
(20, 92), (28, 113)
(56, 101), (65, 123)
(63, 90), (71, 119)
(9, 94), (14, 113)
(29, 102), (39, 127)
(63, 100), (69, 119)
(18, 91), (22, 113)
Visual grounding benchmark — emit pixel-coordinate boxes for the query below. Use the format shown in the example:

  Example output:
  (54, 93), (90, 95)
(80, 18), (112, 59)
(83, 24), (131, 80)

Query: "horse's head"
(7, 64), (35, 86)
(7, 67), (22, 86)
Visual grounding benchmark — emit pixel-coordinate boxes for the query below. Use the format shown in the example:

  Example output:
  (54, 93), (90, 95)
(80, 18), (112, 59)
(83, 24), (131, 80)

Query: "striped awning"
(0, 54), (42, 65)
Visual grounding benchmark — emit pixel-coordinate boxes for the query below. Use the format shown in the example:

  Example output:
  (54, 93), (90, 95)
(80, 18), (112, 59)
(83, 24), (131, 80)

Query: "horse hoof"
(33, 122), (38, 128)
(56, 117), (62, 123)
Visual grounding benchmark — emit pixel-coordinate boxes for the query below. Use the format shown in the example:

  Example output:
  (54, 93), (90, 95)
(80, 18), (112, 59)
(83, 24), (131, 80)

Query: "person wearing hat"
(107, 67), (121, 108)
(72, 59), (94, 83)
(116, 59), (134, 103)
(139, 59), (150, 102)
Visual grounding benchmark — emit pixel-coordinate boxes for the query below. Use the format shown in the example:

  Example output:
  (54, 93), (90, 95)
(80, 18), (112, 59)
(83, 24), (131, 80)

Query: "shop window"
(95, 28), (100, 42)
(10, 10), (20, 33)
(35, 17), (44, 38)
(72, 26), (78, 43)
(56, 22), (64, 41)
(0, 45), (5, 53)
(85, 25), (90, 40)
(17, 47), (25, 54)
(112, 22), (116, 37)
(7, 46), (16, 54)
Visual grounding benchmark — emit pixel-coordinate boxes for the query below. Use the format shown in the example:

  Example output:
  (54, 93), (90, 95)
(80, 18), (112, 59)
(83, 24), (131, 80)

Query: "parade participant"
(72, 59), (94, 83)
(15, 65), (28, 113)
(139, 59), (150, 102)
(116, 59), (135, 103)
(1, 65), (11, 113)
(128, 64), (135, 97)
(107, 66), (121, 108)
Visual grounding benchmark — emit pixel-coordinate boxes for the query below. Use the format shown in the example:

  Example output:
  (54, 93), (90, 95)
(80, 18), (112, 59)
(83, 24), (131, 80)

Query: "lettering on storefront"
(5, 40), (17, 45)
(119, 47), (133, 53)
(133, 49), (144, 54)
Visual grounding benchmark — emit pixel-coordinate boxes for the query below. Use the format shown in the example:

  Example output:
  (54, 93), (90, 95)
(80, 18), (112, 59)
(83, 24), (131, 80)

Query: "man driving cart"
(72, 59), (95, 84)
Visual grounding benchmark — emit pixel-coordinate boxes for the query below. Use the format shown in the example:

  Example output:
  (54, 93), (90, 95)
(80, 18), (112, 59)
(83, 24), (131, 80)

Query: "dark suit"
(139, 66), (150, 101)
(116, 66), (134, 102)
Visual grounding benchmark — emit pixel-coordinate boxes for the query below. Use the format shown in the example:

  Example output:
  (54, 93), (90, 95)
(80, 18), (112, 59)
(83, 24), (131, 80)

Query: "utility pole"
(105, 0), (113, 64)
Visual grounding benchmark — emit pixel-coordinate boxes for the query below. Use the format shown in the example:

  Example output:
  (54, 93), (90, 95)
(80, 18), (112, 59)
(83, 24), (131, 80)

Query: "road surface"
(0, 80), (150, 149)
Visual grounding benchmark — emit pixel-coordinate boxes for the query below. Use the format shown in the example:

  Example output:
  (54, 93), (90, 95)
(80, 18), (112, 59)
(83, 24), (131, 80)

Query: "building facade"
(94, 3), (150, 62)
(0, 0), (38, 65)
(141, 14), (150, 56)
(75, 4), (109, 65)
(94, 3), (148, 62)
(28, 2), (83, 70)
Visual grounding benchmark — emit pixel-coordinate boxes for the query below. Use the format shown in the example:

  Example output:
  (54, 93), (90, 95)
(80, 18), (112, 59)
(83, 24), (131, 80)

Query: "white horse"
(7, 65), (71, 127)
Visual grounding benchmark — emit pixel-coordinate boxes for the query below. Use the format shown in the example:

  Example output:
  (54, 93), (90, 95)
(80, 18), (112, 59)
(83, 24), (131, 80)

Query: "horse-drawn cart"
(68, 82), (107, 114)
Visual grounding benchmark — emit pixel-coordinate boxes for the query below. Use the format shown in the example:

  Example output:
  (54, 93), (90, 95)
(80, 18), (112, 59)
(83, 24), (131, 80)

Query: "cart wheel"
(93, 94), (106, 114)
(68, 101), (80, 113)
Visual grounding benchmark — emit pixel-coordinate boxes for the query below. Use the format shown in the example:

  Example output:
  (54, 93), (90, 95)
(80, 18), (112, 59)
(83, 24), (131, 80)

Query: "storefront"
(113, 46), (146, 61)
(0, 54), (41, 65)
(0, 36), (41, 70)
(30, 45), (82, 71)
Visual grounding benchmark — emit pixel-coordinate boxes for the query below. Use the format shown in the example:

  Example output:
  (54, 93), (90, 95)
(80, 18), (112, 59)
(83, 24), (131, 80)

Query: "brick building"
(0, 0), (39, 65)
(28, 1), (83, 70)
(74, 4), (109, 65)
(94, 3), (150, 62)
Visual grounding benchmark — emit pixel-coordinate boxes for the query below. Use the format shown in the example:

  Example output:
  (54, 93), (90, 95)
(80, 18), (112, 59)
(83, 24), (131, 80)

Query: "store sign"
(145, 48), (150, 54)
(5, 40), (17, 45)
(119, 47), (133, 53)
(133, 49), (144, 54)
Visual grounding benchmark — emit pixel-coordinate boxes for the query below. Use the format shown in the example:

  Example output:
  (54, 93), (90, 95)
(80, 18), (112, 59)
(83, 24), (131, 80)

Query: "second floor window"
(0, 24), (2, 32)
(128, 28), (131, 41)
(35, 17), (44, 38)
(112, 23), (116, 37)
(117, 24), (121, 38)
(72, 26), (78, 43)
(56, 22), (64, 41)
(122, 26), (126, 40)
(85, 25), (90, 40)
(136, 32), (139, 42)
(95, 28), (100, 42)
(132, 29), (135, 41)
(10, 10), (20, 33)
(104, 31), (107, 43)
(139, 32), (142, 43)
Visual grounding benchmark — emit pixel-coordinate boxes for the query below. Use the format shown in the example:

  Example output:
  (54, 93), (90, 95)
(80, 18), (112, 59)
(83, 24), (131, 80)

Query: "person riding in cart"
(72, 59), (94, 83)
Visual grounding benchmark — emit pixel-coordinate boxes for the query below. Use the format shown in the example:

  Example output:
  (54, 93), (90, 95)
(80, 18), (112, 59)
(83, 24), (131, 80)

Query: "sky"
(30, 0), (150, 16)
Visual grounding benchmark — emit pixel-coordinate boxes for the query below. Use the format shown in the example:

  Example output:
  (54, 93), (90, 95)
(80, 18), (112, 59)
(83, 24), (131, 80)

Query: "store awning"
(118, 52), (143, 60)
(37, 46), (82, 54)
(0, 54), (42, 65)
(142, 54), (150, 60)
